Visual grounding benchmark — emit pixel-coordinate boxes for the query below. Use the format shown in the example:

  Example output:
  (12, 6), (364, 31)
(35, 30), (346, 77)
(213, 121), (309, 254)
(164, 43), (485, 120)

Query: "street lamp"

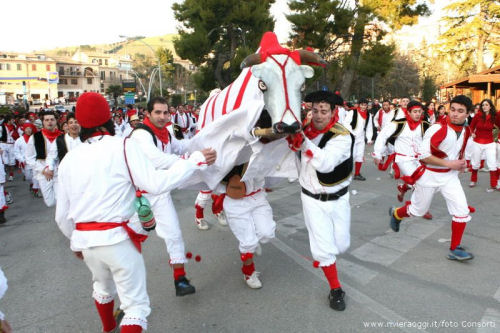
(119, 35), (162, 98)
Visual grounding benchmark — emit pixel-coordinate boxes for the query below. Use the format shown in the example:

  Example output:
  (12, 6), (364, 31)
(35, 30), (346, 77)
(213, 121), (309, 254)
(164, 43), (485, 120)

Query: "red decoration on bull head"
(258, 32), (302, 65)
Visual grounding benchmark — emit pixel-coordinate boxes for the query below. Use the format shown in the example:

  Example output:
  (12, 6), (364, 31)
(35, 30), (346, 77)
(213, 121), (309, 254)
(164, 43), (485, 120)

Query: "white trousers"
(131, 193), (187, 264)
(470, 141), (497, 170)
(408, 176), (470, 222)
(301, 192), (351, 267)
(464, 137), (474, 160)
(353, 138), (365, 162)
(396, 160), (420, 176)
(22, 166), (33, 183)
(195, 191), (212, 209)
(83, 239), (150, 330)
(0, 144), (15, 166)
(37, 175), (57, 207)
(497, 143), (500, 168)
(0, 185), (5, 209)
(223, 191), (275, 254)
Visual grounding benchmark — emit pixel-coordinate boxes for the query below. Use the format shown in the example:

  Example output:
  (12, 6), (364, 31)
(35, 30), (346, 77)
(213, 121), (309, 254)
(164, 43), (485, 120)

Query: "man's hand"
(286, 132), (304, 152)
(200, 148), (216, 166)
(446, 159), (467, 172)
(74, 251), (84, 260)
(42, 168), (54, 181)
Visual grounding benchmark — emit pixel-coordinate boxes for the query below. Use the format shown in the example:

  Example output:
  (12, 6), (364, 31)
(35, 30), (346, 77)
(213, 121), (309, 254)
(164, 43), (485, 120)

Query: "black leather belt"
(301, 187), (348, 201)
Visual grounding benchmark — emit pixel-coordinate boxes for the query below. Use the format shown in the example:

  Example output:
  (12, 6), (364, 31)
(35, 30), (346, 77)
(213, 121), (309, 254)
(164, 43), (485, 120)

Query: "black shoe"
(175, 276), (196, 296)
(353, 174), (366, 181)
(389, 207), (400, 232)
(0, 211), (6, 224)
(328, 288), (346, 311)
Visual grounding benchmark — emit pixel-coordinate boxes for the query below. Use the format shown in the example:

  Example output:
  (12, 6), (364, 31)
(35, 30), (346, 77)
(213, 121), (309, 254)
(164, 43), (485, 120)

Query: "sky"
(2, 0), (440, 53)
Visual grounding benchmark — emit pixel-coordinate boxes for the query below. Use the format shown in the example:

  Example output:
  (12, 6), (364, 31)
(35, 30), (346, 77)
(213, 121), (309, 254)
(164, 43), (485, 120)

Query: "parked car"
(54, 105), (66, 112)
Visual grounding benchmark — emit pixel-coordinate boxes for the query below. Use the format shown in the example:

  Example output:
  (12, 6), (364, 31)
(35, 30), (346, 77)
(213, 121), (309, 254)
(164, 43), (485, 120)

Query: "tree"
(421, 76), (437, 102)
(173, 0), (275, 89)
(437, 0), (500, 73)
(287, 0), (430, 98)
(106, 85), (122, 105)
(374, 54), (420, 99)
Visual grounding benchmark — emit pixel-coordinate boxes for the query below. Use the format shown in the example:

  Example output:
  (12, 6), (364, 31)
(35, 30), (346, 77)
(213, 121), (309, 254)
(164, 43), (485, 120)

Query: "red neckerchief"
(401, 107), (408, 116)
(357, 107), (368, 119)
(405, 112), (422, 130)
(437, 114), (447, 122)
(5, 123), (19, 140)
(42, 128), (62, 143)
(427, 108), (434, 118)
(446, 116), (465, 132)
(143, 117), (169, 144)
(303, 112), (339, 140)
(89, 131), (110, 139)
(23, 134), (30, 143)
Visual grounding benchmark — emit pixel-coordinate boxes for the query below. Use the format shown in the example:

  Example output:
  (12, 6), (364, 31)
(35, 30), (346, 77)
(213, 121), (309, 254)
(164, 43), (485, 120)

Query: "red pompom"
(195, 255), (201, 262)
(305, 149), (314, 159)
(186, 252), (193, 259)
(468, 206), (476, 213)
(313, 260), (320, 268)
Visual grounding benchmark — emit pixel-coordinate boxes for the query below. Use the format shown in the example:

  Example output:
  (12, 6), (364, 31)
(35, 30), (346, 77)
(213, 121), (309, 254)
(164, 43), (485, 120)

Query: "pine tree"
(438, 0), (500, 73)
(172, 0), (275, 89)
(287, 0), (430, 98)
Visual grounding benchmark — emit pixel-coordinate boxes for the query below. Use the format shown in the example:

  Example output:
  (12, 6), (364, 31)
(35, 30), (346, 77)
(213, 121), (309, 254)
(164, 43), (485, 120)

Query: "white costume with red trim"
(344, 108), (373, 162)
(14, 135), (34, 183)
(174, 112), (195, 139)
(0, 267), (7, 321)
(406, 122), (470, 222)
(297, 129), (352, 266)
(1, 125), (17, 166)
(129, 127), (192, 264)
(25, 134), (58, 207)
(55, 135), (207, 330)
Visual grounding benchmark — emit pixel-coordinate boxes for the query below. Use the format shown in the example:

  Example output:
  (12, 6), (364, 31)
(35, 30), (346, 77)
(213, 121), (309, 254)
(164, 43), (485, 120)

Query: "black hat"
(304, 91), (341, 107)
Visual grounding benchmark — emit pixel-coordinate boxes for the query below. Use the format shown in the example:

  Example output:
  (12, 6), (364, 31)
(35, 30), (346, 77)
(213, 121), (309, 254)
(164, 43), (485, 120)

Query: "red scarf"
(427, 108), (434, 118)
(357, 107), (368, 119)
(446, 116), (465, 132)
(143, 117), (169, 144)
(23, 134), (30, 143)
(405, 112), (422, 130)
(42, 128), (62, 143)
(303, 112), (339, 140)
(5, 123), (19, 140)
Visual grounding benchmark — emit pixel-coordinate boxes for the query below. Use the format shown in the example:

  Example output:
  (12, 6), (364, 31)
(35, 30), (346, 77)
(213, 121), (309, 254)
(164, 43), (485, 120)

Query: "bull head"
(241, 51), (326, 134)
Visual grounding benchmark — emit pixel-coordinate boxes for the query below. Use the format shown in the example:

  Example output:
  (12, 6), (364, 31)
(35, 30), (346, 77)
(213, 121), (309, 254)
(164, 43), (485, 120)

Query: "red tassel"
(313, 260), (320, 268)
(186, 252), (193, 259)
(195, 255), (201, 262)
(468, 206), (476, 213)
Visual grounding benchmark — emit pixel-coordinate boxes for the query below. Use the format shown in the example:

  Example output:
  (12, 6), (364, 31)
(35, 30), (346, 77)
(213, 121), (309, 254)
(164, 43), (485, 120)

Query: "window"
(32, 64), (37, 71)
(46, 64), (51, 71)
(105, 59), (108, 65)
(71, 79), (78, 85)
(59, 66), (64, 75)
(98, 59), (102, 65)
(59, 79), (67, 85)
(0, 64), (3, 70)
(5, 64), (10, 70)
(100, 71), (105, 80)
(87, 78), (93, 84)
(17, 64), (22, 71)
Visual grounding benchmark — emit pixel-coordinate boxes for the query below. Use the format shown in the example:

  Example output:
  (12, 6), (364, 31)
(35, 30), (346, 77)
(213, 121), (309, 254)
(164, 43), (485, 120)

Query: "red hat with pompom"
(76, 92), (110, 128)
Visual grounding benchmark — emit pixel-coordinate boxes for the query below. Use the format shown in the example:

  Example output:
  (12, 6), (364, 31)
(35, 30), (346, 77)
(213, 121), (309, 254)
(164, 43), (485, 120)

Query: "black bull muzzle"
(273, 121), (302, 134)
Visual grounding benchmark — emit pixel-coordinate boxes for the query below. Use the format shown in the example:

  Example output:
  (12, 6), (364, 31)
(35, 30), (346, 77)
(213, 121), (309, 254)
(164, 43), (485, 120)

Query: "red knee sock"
(120, 325), (142, 333)
(450, 221), (466, 250)
(9, 172), (13, 177)
(195, 204), (204, 219)
(354, 162), (362, 176)
(173, 267), (186, 281)
(394, 202), (411, 220)
(471, 169), (478, 182)
(94, 300), (116, 332)
(211, 194), (225, 215)
(480, 160), (485, 169)
(466, 160), (471, 168)
(490, 170), (498, 188)
(241, 262), (255, 277)
(321, 263), (341, 289)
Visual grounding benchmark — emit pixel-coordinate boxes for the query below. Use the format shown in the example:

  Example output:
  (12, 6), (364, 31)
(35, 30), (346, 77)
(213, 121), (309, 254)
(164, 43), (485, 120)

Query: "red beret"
(22, 123), (37, 133)
(76, 92), (110, 128)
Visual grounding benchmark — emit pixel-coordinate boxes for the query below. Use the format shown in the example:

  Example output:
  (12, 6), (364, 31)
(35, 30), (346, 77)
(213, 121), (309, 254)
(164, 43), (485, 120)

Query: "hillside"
(41, 34), (181, 59)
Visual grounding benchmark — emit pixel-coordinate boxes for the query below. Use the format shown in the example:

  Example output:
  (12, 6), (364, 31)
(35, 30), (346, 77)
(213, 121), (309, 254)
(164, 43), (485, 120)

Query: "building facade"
(0, 53), (58, 105)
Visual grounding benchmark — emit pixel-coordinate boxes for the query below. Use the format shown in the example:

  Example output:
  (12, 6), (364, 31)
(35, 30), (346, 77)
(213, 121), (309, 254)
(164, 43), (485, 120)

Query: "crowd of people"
(0, 89), (498, 332)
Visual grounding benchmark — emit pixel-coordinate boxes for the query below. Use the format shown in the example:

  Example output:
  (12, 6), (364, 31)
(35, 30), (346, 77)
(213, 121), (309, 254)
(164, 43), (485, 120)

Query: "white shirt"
(25, 134), (58, 174)
(14, 136), (29, 163)
(55, 135), (207, 251)
(344, 109), (373, 142)
(373, 108), (395, 131)
(373, 121), (424, 163)
(298, 128), (352, 194)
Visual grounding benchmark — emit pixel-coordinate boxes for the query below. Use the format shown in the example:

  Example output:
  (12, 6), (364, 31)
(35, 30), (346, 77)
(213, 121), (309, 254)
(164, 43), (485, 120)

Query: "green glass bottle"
(134, 191), (156, 231)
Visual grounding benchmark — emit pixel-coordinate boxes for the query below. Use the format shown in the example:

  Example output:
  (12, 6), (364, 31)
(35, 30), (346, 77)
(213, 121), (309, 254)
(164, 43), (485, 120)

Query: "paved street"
(1, 147), (500, 332)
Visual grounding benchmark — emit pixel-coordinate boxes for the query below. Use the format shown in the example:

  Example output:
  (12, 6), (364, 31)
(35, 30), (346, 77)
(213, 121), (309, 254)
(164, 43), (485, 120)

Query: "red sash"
(75, 221), (148, 253)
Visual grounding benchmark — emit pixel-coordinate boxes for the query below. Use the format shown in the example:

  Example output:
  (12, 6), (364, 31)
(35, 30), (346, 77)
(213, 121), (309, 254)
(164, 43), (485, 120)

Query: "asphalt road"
(1, 146), (500, 333)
